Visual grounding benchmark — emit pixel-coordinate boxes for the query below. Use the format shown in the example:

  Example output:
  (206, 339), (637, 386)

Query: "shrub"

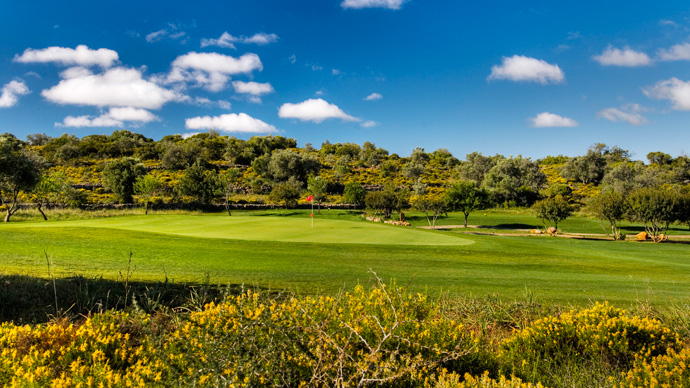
(501, 302), (680, 386)
(431, 371), (547, 388)
(617, 347), (690, 387)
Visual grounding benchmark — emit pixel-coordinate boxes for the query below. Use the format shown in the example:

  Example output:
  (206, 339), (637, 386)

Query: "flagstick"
(311, 201), (314, 228)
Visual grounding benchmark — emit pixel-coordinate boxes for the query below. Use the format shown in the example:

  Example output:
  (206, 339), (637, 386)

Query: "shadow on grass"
(0, 274), (264, 324)
(477, 223), (539, 230)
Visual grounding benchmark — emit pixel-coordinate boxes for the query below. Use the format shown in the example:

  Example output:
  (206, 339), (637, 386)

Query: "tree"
(532, 196), (573, 232)
(30, 171), (72, 220)
(587, 191), (627, 240)
(268, 149), (320, 183)
(0, 133), (42, 222)
(444, 181), (489, 227)
(482, 156), (545, 207)
(675, 191), (690, 230)
(269, 177), (302, 208)
(365, 185), (409, 219)
(102, 158), (146, 203)
(626, 188), (677, 242)
(218, 168), (241, 215)
(134, 174), (163, 214)
(177, 161), (218, 204)
(411, 193), (447, 228)
(458, 152), (501, 184)
(307, 175), (328, 213)
(343, 182), (366, 208)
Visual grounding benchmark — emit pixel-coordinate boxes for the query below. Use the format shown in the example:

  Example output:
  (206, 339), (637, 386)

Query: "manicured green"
(2, 211), (690, 305)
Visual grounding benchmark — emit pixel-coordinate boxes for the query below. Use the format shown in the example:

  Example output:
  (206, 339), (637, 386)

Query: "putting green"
(9, 215), (474, 246)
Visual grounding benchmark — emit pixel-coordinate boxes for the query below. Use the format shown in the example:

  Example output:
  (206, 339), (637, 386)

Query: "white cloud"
(364, 92), (382, 101)
(657, 43), (690, 61)
(42, 67), (183, 109)
(530, 112), (578, 128)
(361, 120), (377, 128)
(278, 98), (358, 123)
(14, 45), (118, 68)
(218, 100), (232, 110)
(0, 80), (30, 108)
(201, 32), (279, 49)
(597, 104), (647, 126)
(289, 55), (297, 64)
(593, 46), (652, 67)
(185, 113), (277, 133)
(332, 69), (341, 75)
(58, 107), (159, 128)
(166, 52), (263, 91)
(146, 29), (168, 43)
(644, 77), (690, 110)
(488, 55), (564, 84)
(232, 81), (274, 95)
(341, 0), (406, 9)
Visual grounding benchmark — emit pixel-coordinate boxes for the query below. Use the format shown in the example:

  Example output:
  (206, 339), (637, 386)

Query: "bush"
(431, 371), (546, 388)
(501, 302), (680, 386)
(617, 347), (690, 387)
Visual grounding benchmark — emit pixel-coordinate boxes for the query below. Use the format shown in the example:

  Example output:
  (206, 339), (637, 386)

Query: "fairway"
(6, 214), (473, 246)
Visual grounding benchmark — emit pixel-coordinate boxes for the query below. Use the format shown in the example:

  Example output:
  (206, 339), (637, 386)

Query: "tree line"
(1, 130), (689, 238)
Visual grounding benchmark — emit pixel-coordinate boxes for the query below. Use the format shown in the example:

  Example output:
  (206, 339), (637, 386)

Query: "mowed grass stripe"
(2, 215), (690, 304)
(6, 215), (473, 246)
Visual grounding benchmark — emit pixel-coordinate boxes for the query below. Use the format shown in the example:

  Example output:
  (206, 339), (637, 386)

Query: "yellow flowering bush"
(501, 302), (680, 381)
(0, 312), (151, 387)
(617, 347), (690, 387)
(155, 283), (479, 387)
(431, 371), (547, 388)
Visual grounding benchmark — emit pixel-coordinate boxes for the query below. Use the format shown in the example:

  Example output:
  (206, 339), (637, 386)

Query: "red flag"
(309, 213), (313, 217)
(306, 195), (313, 202)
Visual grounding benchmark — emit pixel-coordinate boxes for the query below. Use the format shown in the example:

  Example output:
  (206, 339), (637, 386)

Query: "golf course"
(3, 210), (689, 305)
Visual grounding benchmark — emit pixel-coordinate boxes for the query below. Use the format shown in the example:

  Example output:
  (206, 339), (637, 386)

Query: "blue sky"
(1, 1), (690, 160)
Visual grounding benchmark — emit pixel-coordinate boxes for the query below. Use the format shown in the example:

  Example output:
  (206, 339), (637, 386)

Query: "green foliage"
(445, 181), (489, 227)
(177, 160), (218, 204)
(482, 156), (545, 207)
(587, 191), (627, 240)
(501, 302), (679, 388)
(411, 193), (448, 228)
(531, 196), (573, 231)
(365, 185), (409, 218)
(102, 158), (146, 203)
(343, 182), (366, 207)
(626, 188), (678, 241)
(134, 174), (163, 214)
(269, 177), (303, 207)
(0, 133), (42, 222)
(307, 175), (328, 207)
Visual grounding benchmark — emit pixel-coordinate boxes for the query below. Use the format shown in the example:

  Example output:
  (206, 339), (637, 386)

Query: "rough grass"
(2, 210), (690, 306)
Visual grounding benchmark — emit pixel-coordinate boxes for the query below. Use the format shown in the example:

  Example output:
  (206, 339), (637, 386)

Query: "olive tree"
(411, 193), (447, 228)
(30, 171), (72, 220)
(102, 158), (146, 203)
(307, 175), (328, 213)
(343, 182), (366, 208)
(532, 196), (573, 232)
(365, 185), (409, 219)
(587, 191), (627, 240)
(218, 168), (241, 215)
(269, 177), (303, 208)
(626, 188), (677, 242)
(444, 181), (489, 227)
(0, 133), (42, 222)
(134, 174), (163, 214)
(177, 160), (219, 204)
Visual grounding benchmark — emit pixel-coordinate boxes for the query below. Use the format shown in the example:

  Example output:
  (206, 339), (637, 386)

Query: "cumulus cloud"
(14, 45), (118, 68)
(592, 46), (652, 67)
(0, 80), (30, 108)
(488, 55), (564, 84)
(232, 81), (274, 95)
(165, 52), (263, 91)
(657, 43), (690, 61)
(201, 32), (279, 49)
(58, 107), (159, 128)
(530, 112), (578, 128)
(361, 120), (377, 128)
(644, 77), (690, 110)
(185, 113), (277, 133)
(42, 67), (183, 109)
(364, 93), (382, 101)
(597, 104), (647, 126)
(278, 98), (358, 123)
(341, 0), (406, 9)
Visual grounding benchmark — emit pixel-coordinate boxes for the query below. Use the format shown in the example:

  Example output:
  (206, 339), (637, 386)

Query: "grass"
(2, 209), (690, 306)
